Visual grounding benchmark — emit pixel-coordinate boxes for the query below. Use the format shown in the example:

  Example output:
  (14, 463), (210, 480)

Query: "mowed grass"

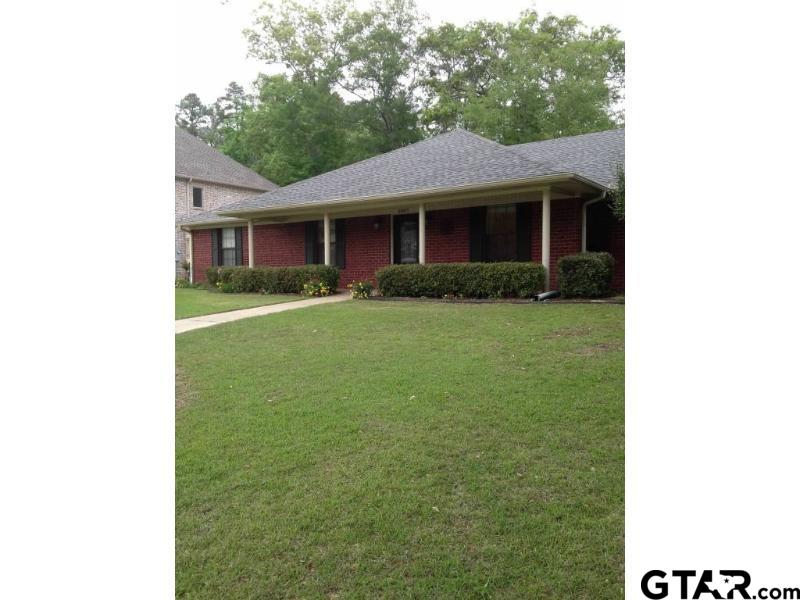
(176, 301), (624, 599)
(175, 287), (300, 319)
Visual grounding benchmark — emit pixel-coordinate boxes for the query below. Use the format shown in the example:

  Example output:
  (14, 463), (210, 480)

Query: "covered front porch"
(185, 179), (624, 292)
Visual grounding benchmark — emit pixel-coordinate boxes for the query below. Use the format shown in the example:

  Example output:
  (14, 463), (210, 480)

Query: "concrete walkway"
(176, 294), (351, 334)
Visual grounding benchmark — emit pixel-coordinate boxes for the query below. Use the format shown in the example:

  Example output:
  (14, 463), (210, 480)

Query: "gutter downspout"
(581, 191), (607, 252)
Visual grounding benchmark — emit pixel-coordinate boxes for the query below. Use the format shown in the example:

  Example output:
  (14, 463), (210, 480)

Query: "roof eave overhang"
(216, 173), (605, 221)
(179, 218), (249, 231)
(175, 173), (274, 193)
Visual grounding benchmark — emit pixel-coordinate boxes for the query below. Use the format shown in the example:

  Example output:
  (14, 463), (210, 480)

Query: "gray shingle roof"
(175, 127), (278, 191)
(217, 129), (570, 214)
(511, 128), (624, 189)
(176, 211), (245, 227)
(190, 127), (624, 222)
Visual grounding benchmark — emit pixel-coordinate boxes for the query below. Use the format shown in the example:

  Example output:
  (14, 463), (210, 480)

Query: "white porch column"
(187, 230), (193, 283)
(542, 187), (551, 290)
(247, 220), (255, 268)
(323, 213), (332, 265)
(418, 203), (426, 264)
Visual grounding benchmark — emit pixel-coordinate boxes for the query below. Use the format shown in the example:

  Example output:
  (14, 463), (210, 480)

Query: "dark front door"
(393, 214), (419, 264)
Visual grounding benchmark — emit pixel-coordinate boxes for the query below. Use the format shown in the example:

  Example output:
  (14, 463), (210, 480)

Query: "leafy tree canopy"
(176, 0), (624, 186)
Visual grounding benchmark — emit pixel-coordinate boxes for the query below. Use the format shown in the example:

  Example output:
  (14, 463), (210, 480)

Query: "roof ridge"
(512, 127), (624, 149)
(452, 127), (570, 174)
(251, 129), (475, 197)
(175, 127), (277, 190)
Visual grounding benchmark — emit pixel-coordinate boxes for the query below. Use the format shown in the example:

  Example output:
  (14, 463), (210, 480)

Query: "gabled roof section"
(217, 128), (568, 215)
(175, 127), (278, 192)
(511, 128), (624, 189)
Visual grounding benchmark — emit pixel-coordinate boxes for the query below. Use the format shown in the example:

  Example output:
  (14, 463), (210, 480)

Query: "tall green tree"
(207, 81), (251, 147)
(221, 75), (352, 186)
(419, 11), (624, 143)
(175, 93), (211, 136)
(339, 0), (423, 152)
(177, 2), (625, 183)
(417, 21), (507, 134)
(245, 0), (423, 156)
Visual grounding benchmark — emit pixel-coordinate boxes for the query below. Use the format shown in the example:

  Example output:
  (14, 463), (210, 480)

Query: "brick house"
(179, 128), (624, 291)
(174, 127), (277, 277)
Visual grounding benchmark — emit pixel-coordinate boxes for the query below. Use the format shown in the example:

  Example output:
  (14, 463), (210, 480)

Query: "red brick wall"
(530, 198), (626, 291)
(340, 216), (391, 285)
(190, 200), (625, 291)
(191, 226), (250, 283)
(191, 229), (212, 282)
(551, 198), (584, 290)
(426, 208), (470, 263)
(253, 223), (306, 267)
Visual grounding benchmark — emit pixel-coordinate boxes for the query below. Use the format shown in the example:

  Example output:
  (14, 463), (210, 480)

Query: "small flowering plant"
(302, 279), (332, 297)
(347, 280), (373, 299)
(215, 280), (235, 293)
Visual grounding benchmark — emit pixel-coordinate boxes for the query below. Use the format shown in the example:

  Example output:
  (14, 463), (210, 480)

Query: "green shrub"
(376, 262), (546, 299)
(557, 252), (615, 298)
(175, 279), (201, 289)
(205, 265), (339, 294)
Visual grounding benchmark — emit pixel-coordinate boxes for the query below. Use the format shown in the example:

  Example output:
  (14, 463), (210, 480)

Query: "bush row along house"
(178, 127), (625, 291)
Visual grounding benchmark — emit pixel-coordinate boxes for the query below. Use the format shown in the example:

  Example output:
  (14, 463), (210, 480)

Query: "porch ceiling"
(212, 176), (602, 227)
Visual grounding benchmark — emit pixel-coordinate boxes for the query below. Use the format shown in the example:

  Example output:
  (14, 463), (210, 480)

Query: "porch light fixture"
(373, 217), (382, 230)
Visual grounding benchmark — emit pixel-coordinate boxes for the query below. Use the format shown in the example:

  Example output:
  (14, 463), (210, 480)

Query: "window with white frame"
(221, 227), (237, 266)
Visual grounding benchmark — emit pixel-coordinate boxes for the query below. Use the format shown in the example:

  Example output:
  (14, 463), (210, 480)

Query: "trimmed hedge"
(205, 265), (339, 294)
(376, 262), (546, 299)
(557, 252), (615, 298)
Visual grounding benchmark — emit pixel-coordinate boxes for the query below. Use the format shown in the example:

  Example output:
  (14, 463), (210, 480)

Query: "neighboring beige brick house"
(175, 127), (277, 278)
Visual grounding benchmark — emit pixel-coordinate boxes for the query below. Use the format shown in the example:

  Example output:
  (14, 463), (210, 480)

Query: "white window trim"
(221, 227), (237, 266)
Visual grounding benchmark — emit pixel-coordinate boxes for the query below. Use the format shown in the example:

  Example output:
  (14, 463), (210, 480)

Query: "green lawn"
(175, 288), (300, 319)
(176, 302), (624, 598)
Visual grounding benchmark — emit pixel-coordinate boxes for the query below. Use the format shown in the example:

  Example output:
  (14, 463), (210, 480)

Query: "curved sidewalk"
(176, 294), (350, 334)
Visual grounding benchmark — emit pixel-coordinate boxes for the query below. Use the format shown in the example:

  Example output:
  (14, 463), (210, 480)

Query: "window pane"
(222, 228), (236, 249)
(399, 220), (418, 263)
(192, 187), (203, 208)
(486, 204), (517, 261)
(222, 248), (236, 266)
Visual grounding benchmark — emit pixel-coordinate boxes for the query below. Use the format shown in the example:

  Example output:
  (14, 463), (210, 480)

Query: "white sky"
(175, 0), (624, 104)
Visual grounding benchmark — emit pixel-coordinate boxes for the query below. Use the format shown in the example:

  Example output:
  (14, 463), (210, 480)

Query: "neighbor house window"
(485, 204), (517, 261)
(192, 187), (203, 208)
(221, 227), (236, 266)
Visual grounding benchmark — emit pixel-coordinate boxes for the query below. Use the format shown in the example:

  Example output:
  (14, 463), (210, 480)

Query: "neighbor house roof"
(175, 127), (278, 191)
(511, 128), (624, 189)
